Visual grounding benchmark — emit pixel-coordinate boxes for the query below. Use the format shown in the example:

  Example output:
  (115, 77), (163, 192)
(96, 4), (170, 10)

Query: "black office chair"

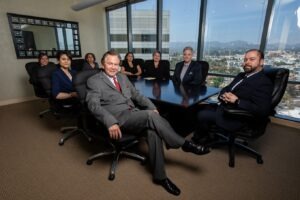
(196, 60), (209, 85)
(209, 67), (289, 167)
(133, 58), (145, 73)
(37, 65), (91, 145)
(73, 70), (146, 181)
(71, 58), (85, 72)
(25, 62), (55, 117)
(121, 58), (145, 72)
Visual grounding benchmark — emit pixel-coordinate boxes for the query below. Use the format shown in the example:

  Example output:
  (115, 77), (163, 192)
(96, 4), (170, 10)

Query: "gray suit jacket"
(86, 71), (156, 128)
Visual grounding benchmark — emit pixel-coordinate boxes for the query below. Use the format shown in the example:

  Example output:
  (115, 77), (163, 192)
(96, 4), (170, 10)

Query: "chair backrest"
(263, 67), (289, 114)
(25, 62), (55, 98)
(25, 62), (39, 82)
(134, 58), (144, 67)
(73, 70), (100, 103)
(238, 67), (289, 138)
(196, 60), (209, 85)
(122, 58), (145, 71)
(36, 64), (57, 97)
(71, 59), (85, 72)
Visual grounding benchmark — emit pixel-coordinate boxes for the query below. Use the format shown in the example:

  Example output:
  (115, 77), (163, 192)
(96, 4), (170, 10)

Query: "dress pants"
(121, 110), (185, 180)
(195, 108), (217, 138)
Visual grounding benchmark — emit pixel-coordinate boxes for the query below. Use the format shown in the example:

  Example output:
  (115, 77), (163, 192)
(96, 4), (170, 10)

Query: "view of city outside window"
(203, 0), (267, 86)
(131, 0), (157, 60)
(162, 0), (200, 70)
(106, 0), (299, 121)
(108, 7), (128, 59)
(265, 0), (300, 120)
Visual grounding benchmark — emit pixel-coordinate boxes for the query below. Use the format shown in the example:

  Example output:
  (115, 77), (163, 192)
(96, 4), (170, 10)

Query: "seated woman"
(173, 46), (203, 85)
(144, 50), (170, 80)
(82, 53), (100, 70)
(52, 51), (79, 108)
(121, 52), (142, 77)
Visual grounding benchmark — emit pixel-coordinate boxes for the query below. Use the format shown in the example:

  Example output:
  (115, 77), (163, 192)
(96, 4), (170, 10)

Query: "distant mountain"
(169, 41), (300, 54)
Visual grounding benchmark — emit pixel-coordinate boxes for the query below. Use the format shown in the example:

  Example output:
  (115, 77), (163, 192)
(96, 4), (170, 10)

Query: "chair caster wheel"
(257, 157), (263, 164)
(86, 160), (93, 165)
(229, 161), (235, 168)
(39, 115), (43, 118)
(109, 174), (115, 181)
(58, 141), (64, 146)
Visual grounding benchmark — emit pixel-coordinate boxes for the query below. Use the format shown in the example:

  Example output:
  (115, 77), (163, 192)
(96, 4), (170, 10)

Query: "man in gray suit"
(86, 50), (209, 196)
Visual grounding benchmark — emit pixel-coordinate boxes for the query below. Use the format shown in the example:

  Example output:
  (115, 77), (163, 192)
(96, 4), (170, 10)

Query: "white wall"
(0, 0), (115, 105)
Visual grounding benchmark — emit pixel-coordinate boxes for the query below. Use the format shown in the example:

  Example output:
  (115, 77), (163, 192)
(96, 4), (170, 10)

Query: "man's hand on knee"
(108, 124), (122, 140)
(153, 109), (160, 115)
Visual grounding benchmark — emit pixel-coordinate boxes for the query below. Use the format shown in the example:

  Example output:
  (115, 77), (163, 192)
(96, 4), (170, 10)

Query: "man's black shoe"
(182, 140), (210, 155)
(154, 178), (181, 196)
(191, 135), (211, 145)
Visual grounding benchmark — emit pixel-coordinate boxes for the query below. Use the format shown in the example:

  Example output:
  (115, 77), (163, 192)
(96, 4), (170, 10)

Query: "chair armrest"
(223, 106), (254, 118)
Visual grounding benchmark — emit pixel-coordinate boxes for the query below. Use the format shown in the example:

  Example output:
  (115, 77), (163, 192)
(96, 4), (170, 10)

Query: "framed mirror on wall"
(7, 13), (82, 59)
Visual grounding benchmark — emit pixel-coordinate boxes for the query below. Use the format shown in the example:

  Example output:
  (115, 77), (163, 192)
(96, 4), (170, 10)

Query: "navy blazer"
(51, 67), (76, 98)
(173, 60), (203, 85)
(216, 70), (273, 131)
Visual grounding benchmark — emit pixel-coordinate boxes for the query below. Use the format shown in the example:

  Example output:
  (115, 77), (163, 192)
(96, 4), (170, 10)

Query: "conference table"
(130, 77), (220, 108)
(130, 77), (221, 135)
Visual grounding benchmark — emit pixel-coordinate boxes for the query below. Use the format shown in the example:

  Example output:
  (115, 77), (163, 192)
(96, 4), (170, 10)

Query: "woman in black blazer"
(144, 50), (170, 80)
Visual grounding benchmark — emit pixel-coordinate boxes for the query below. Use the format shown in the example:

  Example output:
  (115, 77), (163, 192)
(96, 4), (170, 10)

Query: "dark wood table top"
(131, 77), (220, 108)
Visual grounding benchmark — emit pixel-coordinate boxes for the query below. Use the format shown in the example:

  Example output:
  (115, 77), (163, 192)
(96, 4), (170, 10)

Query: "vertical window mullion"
(259, 0), (275, 52)
(127, 4), (133, 52)
(197, 0), (207, 60)
(157, 0), (162, 51)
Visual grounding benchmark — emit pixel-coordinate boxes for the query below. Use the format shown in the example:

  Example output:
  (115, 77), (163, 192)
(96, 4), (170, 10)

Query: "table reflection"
(131, 77), (219, 107)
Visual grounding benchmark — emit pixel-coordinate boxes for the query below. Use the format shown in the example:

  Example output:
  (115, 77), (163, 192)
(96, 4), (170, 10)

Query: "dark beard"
(243, 65), (254, 73)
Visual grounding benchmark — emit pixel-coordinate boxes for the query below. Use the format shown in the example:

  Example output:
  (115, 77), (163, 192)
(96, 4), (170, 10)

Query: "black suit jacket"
(173, 60), (202, 85)
(144, 60), (170, 80)
(216, 70), (273, 131)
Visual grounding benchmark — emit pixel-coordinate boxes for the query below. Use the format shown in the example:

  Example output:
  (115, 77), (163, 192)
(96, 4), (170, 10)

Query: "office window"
(65, 28), (74, 50)
(265, 0), (300, 120)
(163, 0), (200, 69)
(57, 28), (65, 50)
(203, 0), (268, 75)
(131, 0), (157, 60)
(105, 0), (299, 121)
(108, 7), (128, 58)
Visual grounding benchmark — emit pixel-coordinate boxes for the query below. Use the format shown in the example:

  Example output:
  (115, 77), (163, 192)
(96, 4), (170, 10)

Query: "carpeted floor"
(0, 100), (299, 200)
